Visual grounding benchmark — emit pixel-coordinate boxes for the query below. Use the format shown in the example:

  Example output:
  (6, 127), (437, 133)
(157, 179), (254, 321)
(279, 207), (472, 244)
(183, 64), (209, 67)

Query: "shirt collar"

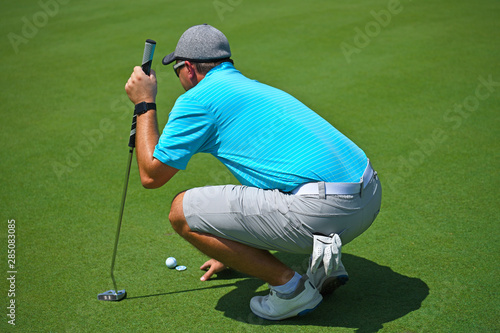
(205, 61), (235, 78)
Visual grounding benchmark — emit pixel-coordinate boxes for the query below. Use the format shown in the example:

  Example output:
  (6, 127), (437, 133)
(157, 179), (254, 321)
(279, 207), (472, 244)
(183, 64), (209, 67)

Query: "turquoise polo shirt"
(153, 62), (367, 192)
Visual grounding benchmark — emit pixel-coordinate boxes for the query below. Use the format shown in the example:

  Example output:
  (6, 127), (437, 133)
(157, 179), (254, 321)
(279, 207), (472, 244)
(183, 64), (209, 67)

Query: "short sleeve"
(153, 97), (218, 170)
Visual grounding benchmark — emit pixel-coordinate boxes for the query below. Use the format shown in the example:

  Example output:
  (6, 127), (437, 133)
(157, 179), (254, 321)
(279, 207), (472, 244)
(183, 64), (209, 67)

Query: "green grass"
(1, 0), (499, 331)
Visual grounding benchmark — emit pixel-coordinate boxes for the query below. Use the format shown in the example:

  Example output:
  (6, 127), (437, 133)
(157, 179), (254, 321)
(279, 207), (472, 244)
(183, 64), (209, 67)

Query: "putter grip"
(141, 39), (156, 76)
(129, 39), (156, 148)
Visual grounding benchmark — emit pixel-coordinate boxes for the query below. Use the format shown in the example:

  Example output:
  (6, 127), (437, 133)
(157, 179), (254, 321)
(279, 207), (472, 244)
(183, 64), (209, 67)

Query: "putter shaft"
(110, 147), (134, 293)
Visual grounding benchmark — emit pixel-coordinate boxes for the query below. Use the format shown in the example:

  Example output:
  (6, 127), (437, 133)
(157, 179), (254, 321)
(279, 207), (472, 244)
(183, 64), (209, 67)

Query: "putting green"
(0, 0), (498, 331)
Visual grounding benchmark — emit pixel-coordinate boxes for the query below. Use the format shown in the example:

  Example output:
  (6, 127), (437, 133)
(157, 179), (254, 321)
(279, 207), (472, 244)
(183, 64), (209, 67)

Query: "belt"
(291, 161), (376, 196)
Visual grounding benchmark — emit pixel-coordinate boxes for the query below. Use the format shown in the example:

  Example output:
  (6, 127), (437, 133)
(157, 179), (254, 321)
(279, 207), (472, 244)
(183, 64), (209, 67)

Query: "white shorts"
(183, 175), (381, 254)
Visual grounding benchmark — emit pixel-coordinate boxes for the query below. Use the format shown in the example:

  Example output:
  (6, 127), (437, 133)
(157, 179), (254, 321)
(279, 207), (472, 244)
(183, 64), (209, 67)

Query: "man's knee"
(169, 191), (188, 234)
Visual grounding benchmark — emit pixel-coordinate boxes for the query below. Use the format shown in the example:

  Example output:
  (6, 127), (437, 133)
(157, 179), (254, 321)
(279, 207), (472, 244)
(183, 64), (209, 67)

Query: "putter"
(98, 39), (156, 302)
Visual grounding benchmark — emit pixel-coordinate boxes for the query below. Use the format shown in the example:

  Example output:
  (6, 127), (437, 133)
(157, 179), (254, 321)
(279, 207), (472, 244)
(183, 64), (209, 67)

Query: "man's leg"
(168, 191), (295, 286)
(170, 188), (323, 320)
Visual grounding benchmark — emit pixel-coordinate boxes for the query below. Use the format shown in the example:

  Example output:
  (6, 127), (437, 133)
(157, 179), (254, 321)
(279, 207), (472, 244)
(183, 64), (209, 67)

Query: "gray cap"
(162, 24), (231, 65)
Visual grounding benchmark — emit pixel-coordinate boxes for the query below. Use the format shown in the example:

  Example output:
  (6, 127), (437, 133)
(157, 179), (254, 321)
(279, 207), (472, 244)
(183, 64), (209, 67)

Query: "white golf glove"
(309, 233), (342, 276)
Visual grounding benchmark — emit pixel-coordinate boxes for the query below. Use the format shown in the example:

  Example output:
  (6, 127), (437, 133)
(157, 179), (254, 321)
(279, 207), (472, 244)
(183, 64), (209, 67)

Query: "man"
(125, 24), (382, 321)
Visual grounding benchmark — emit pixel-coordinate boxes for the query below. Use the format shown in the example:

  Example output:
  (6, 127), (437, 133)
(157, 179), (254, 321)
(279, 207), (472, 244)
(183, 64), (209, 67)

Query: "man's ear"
(184, 61), (202, 86)
(184, 61), (196, 78)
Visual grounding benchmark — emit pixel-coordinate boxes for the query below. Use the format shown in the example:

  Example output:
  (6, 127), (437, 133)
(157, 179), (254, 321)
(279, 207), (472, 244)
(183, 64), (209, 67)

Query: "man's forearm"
(135, 109), (160, 186)
(125, 67), (178, 188)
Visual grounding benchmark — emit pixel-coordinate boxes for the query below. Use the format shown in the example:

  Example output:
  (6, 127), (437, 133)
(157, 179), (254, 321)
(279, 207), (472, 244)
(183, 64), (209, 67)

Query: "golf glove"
(309, 233), (342, 276)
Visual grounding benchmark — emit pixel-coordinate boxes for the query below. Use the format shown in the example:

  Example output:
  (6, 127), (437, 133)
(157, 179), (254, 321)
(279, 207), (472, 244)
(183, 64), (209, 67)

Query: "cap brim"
(162, 52), (176, 65)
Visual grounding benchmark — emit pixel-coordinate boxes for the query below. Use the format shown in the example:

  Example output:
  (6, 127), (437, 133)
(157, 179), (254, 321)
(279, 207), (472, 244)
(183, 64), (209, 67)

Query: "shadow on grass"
(125, 283), (237, 300)
(215, 253), (429, 332)
(124, 269), (251, 300)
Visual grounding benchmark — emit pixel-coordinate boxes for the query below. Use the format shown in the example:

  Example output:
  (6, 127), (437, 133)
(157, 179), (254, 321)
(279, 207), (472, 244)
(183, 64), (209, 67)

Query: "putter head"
(97, 289), (127, 301)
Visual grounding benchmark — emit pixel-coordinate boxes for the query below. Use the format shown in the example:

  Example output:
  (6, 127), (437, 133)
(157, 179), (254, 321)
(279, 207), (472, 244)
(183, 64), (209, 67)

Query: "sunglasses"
(173, 61), (186, 77)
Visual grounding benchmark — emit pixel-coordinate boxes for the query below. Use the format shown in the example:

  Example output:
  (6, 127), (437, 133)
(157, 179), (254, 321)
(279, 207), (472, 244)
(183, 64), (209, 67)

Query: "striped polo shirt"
(153, 62), (367, 192)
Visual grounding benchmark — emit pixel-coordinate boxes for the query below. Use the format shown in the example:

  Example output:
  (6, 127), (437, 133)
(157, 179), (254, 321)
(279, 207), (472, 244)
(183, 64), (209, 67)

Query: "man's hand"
(123, 66), (178, 189)
(199, 259), (227, 281)
(125, 66), (157, 104)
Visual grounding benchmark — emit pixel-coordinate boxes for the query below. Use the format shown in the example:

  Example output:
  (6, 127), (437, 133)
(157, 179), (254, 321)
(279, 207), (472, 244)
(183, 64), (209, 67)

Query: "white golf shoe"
(250, 275), (323, 321)
(307, 260), (349, 295)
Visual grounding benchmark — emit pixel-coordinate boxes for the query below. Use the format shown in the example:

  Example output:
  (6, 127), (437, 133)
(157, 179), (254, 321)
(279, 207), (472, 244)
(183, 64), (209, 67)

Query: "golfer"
(125, 24), (382, 320)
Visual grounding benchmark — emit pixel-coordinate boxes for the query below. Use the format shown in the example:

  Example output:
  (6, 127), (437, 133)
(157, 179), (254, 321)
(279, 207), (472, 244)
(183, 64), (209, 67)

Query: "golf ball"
(165, 257), (177, 269)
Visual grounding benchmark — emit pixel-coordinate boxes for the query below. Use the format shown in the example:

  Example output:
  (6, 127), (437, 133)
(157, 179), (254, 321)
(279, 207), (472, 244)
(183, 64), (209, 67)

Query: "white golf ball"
(165, 257), (177, 269)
